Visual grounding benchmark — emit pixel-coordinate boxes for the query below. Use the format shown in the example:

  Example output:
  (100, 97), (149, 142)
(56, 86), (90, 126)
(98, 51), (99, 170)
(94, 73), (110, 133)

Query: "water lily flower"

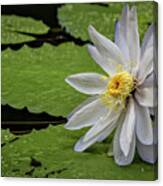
(65, 5), (157, 166)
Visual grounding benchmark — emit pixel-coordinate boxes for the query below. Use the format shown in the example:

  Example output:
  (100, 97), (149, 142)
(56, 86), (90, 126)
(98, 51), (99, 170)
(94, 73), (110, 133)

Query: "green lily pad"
(58, 2), (155, 41)
(2, 43), (104, 117)
(58, 3), (121, 41)
(2, 15), (49, 44)
(1, 129), (18, 146)
(2, 125), (156, 180)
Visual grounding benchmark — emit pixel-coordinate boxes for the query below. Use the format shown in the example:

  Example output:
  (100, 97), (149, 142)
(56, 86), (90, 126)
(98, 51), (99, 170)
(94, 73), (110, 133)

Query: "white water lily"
(65, 5), (157, 166)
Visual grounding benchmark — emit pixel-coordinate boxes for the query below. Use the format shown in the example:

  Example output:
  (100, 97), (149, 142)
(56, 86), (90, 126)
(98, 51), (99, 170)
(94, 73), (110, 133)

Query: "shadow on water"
(1, 105), (67, 134)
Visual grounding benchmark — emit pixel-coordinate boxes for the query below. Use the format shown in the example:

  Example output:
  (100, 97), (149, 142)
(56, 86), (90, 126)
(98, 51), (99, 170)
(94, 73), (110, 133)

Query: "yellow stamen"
(101, 71), (134, 109)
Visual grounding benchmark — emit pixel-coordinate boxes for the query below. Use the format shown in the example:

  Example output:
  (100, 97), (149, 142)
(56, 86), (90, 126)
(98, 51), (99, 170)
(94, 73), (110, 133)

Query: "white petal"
(138, 25), (155, 82)
(118, 5), (140, 71)
(74, 110), (121, 152)
(65, 97), (109, 130)
(141, 24), (154, 58)
(137, 139), (157, 164)
(84, 109), (120, 141)
(88, 25), (126, 72)
(65, 73), (108, 95)
(135, 87), (154, 107)
(68, 95), (99, 119)
(113, 112), (136, 166)
(120, 97), (136, 156)
(137, 46), (153, 82)
(135, 102), (153, 145)
(97, 133), (108, 142)
(128, 7), (140, 68)
(138, 73), (158, 108)
(87, 44), (114, 76)
(114, 20), (130, 61)
(139, 72), (154, 88)
(119, 5), (130, 44)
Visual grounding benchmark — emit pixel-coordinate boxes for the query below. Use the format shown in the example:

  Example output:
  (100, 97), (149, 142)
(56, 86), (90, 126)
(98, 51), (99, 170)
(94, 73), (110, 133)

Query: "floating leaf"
(58, 3), (121, 41)
(1, 129), (18, 146)
(2, 15), (49, 44)
(2, 43), (104, 117)
(58, 2), (155, 41)
(2, 125), (156, 180)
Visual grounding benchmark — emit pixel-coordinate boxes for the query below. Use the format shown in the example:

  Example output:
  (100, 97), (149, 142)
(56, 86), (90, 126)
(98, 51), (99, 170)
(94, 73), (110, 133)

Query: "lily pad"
(2, 43), (104, 117)
(58, 2), (155, 41)
(2, 15), (49, 44)
(1, 129), (18, 146)
(58, 3), (121, 41)
(1, 125), (156, 180)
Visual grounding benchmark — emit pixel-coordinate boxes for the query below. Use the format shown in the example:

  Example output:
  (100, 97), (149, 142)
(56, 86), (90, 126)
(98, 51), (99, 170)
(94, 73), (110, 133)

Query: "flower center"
(101, 71), (135, 108)
(108, 71), (134, 98)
